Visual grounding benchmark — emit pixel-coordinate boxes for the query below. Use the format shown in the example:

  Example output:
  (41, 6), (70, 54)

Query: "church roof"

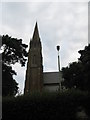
(43, 72), (62, 84)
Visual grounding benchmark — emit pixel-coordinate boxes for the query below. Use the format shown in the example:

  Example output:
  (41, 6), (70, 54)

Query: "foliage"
(0, 35), (28, 96)
(2, 63), (18, 96)
(62, 44), (90, 92)
(2, 91), (90, 120)
(1, 35), (28, 66)
(78, 44), (90, 91)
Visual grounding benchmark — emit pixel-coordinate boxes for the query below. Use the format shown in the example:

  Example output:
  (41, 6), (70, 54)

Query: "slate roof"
(43, 72), (62, 84)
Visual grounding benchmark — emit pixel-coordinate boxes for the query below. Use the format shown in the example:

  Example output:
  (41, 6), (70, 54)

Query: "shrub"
(2, 90), (90, 120)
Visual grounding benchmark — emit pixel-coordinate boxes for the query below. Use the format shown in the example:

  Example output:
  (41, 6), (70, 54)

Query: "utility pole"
(56, 45), (61, 91)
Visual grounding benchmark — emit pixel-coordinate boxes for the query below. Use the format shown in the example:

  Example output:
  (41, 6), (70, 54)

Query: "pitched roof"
(43, 72), (62, 84)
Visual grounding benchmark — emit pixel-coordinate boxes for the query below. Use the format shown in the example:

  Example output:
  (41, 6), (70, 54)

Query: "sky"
(0, 1), (88, 93)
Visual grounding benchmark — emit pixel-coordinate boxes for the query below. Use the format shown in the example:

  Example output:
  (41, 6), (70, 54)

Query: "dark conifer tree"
(0, 35), (28, 96)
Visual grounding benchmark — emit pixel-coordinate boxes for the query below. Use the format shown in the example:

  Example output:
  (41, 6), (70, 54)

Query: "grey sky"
(0, 2), (88, 93)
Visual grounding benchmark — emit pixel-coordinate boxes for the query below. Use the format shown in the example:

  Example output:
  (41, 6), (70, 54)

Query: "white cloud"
(1, 0), (89, 2)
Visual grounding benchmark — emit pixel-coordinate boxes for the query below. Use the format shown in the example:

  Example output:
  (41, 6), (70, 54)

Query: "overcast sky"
(0, 1), (88, 93)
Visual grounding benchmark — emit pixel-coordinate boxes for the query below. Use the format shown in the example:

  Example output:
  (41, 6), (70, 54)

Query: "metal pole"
(57, 45), (61, 91)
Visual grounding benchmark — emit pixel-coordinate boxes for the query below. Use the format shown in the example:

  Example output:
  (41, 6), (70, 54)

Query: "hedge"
(2, 90), (90, 120)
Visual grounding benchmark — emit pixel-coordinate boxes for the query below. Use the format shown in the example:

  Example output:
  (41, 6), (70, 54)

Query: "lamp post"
(56, 45), (61, 91)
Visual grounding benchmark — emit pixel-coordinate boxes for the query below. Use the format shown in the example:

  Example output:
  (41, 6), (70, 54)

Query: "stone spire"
(32, 22), (40, 41)
(24, 22), (43, 94)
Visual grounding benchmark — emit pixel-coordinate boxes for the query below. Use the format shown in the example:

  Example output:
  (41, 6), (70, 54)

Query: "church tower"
(24, 22), (43, 94)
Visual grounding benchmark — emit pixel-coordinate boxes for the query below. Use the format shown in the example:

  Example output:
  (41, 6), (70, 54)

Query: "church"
(24, 22), (62, 94)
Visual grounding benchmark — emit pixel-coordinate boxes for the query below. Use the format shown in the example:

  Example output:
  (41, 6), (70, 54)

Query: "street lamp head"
(56, 45), (60, 51)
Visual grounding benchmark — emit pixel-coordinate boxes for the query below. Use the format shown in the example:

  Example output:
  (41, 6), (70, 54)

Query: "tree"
(62, 44), (90, 92)
(78, 44), (90, 91)
(2, 64), (18, 96)
(0, 35), (28, 96)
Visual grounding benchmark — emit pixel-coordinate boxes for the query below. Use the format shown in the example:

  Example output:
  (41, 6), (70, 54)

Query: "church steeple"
(30, 22), (41, 49)
(24, 22), (43, 94)
(32, 22), (40, 41)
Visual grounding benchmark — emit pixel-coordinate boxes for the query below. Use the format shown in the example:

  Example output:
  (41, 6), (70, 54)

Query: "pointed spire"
(32, 22), (40, 41)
